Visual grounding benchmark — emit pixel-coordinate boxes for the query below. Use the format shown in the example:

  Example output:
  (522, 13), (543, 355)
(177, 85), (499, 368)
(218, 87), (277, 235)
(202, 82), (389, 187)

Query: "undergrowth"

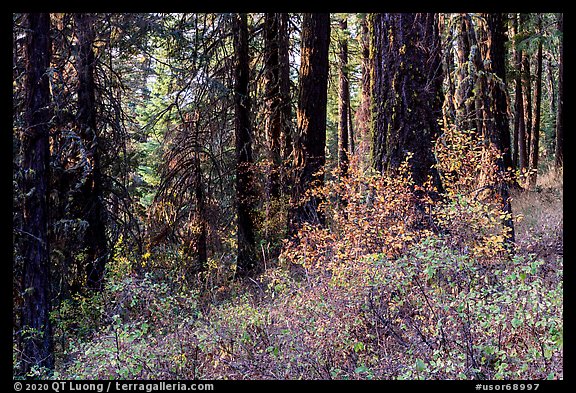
(44, 155), (563, 380)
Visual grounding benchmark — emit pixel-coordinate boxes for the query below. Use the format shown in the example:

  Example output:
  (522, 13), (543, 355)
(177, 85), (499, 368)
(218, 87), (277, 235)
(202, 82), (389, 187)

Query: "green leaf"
(511, 318), (523, 328)
(415, 358), (426, 372)
(353, 341), (365, 353)
(266, 345), (279, 357)
(355, 365), (369, 374)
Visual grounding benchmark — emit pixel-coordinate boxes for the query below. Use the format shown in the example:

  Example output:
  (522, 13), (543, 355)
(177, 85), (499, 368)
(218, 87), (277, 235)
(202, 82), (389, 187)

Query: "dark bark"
(348, 98), (355, 154)
(482, 13), (515, 242)
(279, 13), (292, 167)
(337, 17), (349, 175)
(264, 13), (292, 200)
(290, 13), (330, 231)
(546, 58), (556, 142)
(193, 149), (207, 273)
(529, 15), (543, 188)
(74, 13), (109, 291)
(185, 111), (208, 274)
(370, 13), (444, 193)
(555, 13), (563, 169)
(264, 13), (283, 199)
(20, 12), (54, 374)
(520, 14), (533, 162)
(233, 13), (257, 276)
(487, 14), (514, 173)
(512, 14), (528, 172)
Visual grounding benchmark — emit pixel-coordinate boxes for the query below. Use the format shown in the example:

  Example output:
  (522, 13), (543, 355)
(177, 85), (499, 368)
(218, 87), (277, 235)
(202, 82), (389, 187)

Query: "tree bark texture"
(264, 13), (292, 200)
(354, 14), (371, 157)
(520, 14), (533, 162)
(20, 12), (55, 374)
(511, 13), (528, 172)
(528, 15), (543, 188)
(555, 13), (563, 169)
(370, 13), (444, 193)
(481, 13), (515, 242)
(233, 13), (257, 276)
(338, 17), (350, 175)
(264, 13), (283, 199)
(291, 13), (330, 231)
(453, 13), (481, 133)
(74, 13), (109, 291)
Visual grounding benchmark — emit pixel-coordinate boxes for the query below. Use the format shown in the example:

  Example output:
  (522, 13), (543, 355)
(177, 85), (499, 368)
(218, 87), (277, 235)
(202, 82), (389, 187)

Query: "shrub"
(53, 159), (562, 380)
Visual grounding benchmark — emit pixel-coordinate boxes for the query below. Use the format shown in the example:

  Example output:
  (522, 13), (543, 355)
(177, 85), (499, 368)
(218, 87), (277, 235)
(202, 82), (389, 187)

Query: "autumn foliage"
(47, 137), (562, 379)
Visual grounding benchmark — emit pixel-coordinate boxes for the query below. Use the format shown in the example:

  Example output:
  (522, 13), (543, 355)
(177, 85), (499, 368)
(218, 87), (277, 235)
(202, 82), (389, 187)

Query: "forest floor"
(512, 171), (563, 265)
(51, 168), (563, 380)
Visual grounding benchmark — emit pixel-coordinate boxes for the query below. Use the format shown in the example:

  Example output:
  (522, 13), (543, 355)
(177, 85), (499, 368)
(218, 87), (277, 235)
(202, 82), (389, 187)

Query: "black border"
(6, 4), (570, 391)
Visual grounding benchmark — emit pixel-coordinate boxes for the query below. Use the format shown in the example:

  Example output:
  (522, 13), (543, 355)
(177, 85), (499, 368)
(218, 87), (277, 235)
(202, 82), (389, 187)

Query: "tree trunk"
(454, 13), (478, 132)
(481, 13), (515, 243)
(193, 149), (207, 273)
(20, 12), (54, 374)
(370, 13), (444, 194)
(440, 14), (456, 129)
(233, 13), (257, 276)
(264, 13), (283, 199)
(529, 15), (543, 189)
(489, 14), (514, 173)
(354, 14), (370, 158)
(337, 17), (349, 175)
(279, 13), (292, 174)
(290, 13), (330, 231)
(511, 13), (528, 173)
(74, 13), (109, 291)
(555, 13), (563, 169)
(520, 14), (533, 162)
(348, 98), (355, 154)
(546, 58), (556, 144)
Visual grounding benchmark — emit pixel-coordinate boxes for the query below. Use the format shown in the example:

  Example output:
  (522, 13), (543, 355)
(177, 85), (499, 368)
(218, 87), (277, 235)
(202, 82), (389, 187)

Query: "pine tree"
(19, 12), (54, 374)
(370, 13), (444, 193)
(233, 13), (257, 276)
(291, 13), (330, 231)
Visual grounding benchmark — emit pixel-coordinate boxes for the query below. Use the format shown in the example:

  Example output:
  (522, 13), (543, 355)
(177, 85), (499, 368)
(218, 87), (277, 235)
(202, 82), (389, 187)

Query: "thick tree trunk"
(264, 13), (292, 201)
(74, 13), (109, 291)
(370, 13), (444, 194)
(482, 13), (515, 243)
(233, 13), (257, 276)
(488, 14), (514, 173)
(290, 13), (330, 231)
(529, 15), (543, 189)
(20, 12), (54, 374)
(337, 17), (349, 175)
(555, 13), (563, 169)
